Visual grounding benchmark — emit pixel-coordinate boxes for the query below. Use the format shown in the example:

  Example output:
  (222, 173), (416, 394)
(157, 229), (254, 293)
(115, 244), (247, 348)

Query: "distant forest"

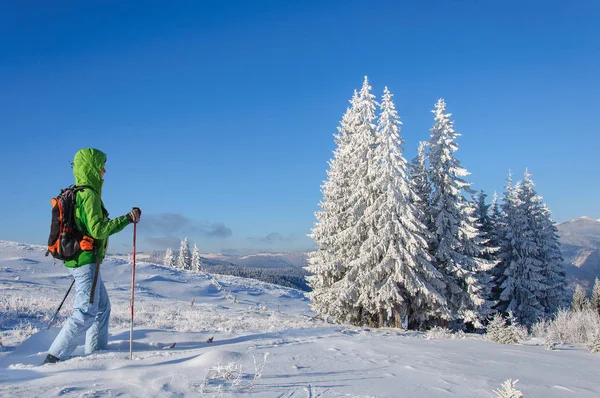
(147, 250), (311, 291)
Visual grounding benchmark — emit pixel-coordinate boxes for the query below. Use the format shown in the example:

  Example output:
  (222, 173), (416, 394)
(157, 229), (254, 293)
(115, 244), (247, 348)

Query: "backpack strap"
(73, 185), (107, 217)
(73, 185), (96, 194)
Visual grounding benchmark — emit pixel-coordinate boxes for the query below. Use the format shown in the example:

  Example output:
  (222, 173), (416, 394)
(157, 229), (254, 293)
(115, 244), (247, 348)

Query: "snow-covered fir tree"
(353, 87), (449, 328)
(325, 76), (380, 325)
(473, 190), (497, 260)
(493, 171), (566, 325)
(163, 248), (175, 268)
(306, 88), (361, 322)
(592, 278), (600, 314)
(572, 284), (589, 312)
(409, 141), (433, 239)
(488, 192), (503, 253)
(529, 180), (568, 313)
(191, 243), (203, 272)
(177, 237), (192, 270)
(497, 171), (567, 323)
(426, 98), (494, 326)
(488, 191), (505, 311)
(472, 190), (499, 311)
(494, 173), (544, 324)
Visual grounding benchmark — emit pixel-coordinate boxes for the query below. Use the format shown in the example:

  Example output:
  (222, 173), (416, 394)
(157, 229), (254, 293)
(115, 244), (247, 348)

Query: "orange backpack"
(46, 185), (95, 261)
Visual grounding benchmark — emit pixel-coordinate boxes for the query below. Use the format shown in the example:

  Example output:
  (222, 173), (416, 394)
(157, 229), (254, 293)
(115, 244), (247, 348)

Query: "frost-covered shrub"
(493, 379), (523, 398)
(110, 299), (314, 333)
(207, 361), (243, 383)
(426, 326), (453, 339)
(198, 352), (269, 394)
(0, 294), (62, 346)
(572, 284), (589, 312)
(0, 295), (57, 328)
(544, 335), (557, 351)
(251, 352), (269, 387)
(532, 308), (600, 345)
(199, 360), (243, 393)
(588, 336), (600, 354)
(530, 318), (550, 338)
(486, 312), (528, 344)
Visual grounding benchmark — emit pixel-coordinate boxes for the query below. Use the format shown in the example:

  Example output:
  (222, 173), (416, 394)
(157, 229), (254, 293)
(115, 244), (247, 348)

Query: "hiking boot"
(44, 354), (60, 364)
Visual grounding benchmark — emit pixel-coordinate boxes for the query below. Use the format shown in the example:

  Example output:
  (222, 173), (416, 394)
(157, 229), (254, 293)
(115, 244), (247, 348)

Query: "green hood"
(73, 148), (106, 194)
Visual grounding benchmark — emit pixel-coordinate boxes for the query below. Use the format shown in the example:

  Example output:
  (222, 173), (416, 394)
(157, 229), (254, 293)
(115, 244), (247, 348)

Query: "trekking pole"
(130, 222), (137, 360)
(47, 279), (75, 329)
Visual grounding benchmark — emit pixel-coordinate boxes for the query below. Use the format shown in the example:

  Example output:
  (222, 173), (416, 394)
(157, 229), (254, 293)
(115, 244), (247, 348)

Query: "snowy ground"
(1, 241), (599, 397)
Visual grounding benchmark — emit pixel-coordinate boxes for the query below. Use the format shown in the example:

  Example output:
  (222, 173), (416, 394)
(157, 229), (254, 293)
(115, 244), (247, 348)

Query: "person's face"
(101, 165), (106, 179)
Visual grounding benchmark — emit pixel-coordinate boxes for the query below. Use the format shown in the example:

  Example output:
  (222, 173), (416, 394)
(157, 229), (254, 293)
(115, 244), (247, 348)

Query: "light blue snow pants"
(48, 262), (111, 360)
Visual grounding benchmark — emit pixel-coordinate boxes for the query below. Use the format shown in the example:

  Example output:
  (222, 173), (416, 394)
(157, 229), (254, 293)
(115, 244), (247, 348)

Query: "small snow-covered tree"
(163, 248), (175, 268)
(177, 237), (192, 270)
(572, 284), (589, 312)
(492, 379), (523, 398)
(591, 278), (600, 315)
(426, 98), (494, 326)
(192, 244), (203, 272)
(486, 312), (527, 344)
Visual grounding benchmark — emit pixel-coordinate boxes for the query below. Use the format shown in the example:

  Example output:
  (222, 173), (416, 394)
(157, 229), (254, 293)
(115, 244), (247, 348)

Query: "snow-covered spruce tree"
(494, 172), (559, 326)
(529, 181), (569, 314)
(510, 171), (568, 318)
(592, 278), (600, 315)
(473, 190), (500, 313)
(409, 141), (433, 236)
(473, 190), (499, 261)
(486, 192), (505, 309)
(491, 176), (514, 309)
(572, 284), (589, 312)
(489, 192), (503, 237)
(306, 88), (362, 322)
(192, 243), (203, 272)
(353, 87), (449, 329)
(163, 248), (175, 268)
(426, 99), (494, 327)
(177, 237), (192, 270)
(495, 174), (544, 325)
(327, 76), (381, 326)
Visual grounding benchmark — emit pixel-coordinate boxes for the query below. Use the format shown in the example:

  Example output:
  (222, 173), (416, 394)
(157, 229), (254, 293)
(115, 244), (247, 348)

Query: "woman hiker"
(45, 148), (141, 364)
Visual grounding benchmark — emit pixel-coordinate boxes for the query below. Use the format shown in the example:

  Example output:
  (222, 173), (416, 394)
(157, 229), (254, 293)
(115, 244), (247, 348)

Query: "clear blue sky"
(1, 0), (598, 254)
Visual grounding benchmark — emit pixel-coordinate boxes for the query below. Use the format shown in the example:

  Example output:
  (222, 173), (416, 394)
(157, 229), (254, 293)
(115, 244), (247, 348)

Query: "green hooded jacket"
(64, 148), (131, 268)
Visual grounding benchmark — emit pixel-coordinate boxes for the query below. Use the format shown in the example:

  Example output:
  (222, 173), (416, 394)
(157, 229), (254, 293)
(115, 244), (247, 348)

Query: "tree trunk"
(394, 304), (402, 329)
(379, 308), (385, 328)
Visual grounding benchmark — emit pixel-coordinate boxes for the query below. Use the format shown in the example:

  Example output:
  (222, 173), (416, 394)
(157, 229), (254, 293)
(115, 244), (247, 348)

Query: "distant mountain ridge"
(211, 252), (308, 269)
(557, 216), (600, 289)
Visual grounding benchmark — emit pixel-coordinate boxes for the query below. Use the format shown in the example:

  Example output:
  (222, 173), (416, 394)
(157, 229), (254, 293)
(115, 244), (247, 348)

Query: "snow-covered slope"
(1, 241), (599, 397)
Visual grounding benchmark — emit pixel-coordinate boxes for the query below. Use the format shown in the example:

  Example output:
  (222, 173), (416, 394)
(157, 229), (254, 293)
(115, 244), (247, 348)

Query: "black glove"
(126, 207), (142, 223)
